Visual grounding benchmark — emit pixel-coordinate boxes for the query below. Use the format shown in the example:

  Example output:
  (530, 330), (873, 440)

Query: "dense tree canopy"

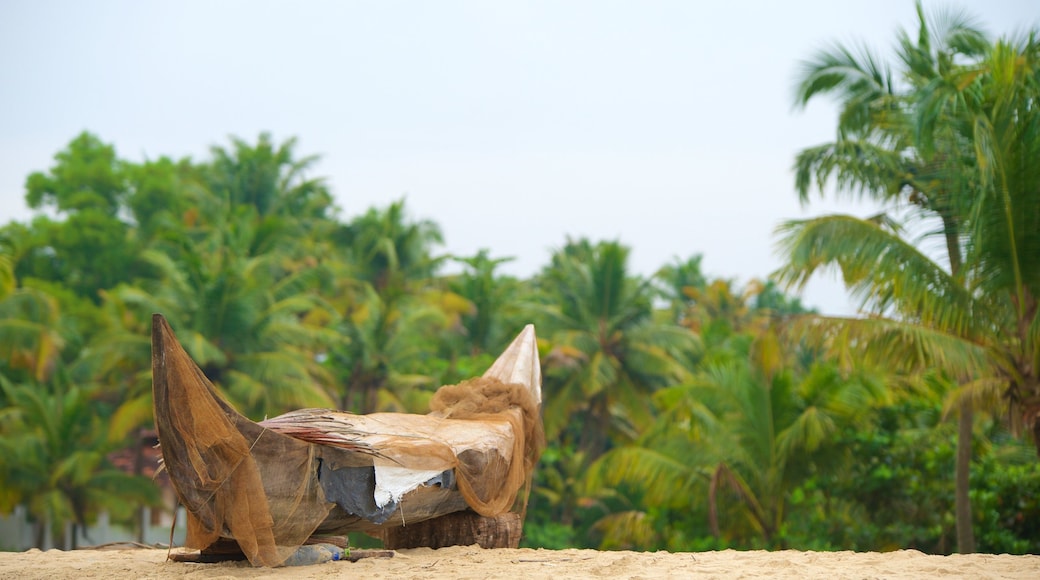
(1, 4), (1038, 552)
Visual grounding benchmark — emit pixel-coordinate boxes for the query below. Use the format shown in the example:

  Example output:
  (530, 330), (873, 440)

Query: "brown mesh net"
(152, 314), (544, 567)
(428, 377), (545, 517)
(263, 376), (545, 519)
(152, 315), (336, 566)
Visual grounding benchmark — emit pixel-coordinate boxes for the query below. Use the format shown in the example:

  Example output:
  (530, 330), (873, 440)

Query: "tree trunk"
(955, 402), (976, 553)
(580, 397), (610, 459)
(944, 214), (975, 554)
(35, 518), (46, 550)
(133, 429), (146, 543)
(380, 511), (522, 549)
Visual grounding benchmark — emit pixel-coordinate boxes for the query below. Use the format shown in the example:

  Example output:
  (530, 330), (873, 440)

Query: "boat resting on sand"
(151, 314), (544, 567)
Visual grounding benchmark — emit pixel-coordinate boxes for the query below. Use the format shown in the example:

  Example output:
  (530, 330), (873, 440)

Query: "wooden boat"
(151, 314), (543, 566)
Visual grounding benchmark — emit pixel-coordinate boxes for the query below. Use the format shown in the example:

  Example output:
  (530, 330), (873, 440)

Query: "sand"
(0, 545), (1038, 579)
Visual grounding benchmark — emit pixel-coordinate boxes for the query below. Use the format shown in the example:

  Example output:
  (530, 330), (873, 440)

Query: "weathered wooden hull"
(151, 314), (541, 566)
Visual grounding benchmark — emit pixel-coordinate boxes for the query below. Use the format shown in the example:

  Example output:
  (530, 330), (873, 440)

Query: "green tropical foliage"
(0, 378), (160, 548)
(587, 280), (888, 549)
(1, 4), (1037, 553)
(532, 239), (698, 457)
(329, 200), (451, 412)
(447, 249), (522, 357)
(0, 285), (159, 549)
(780, 1), (1040, 553)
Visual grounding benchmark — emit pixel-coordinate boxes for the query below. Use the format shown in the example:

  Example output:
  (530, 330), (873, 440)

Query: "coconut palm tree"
(330, 278), (450, 413)
(447, 249), (521, 357)
(105, 206), (343, 419)
(793, 2), (987, 207)
(780, 25), (1040, 539)
(656, 255), (708, 327)
(205, 133), (334, 220)
(335, 199), (444, 298)
(91, 133), (347, 419)
(0, 281), (159, 549)
(783, 3), (1031, 552)
(0, 288), (64, 386)
(585, 273), (878, 549)
(327, 200), (449, 412)
(590, 341), (886, 549)
(533, 238), (698, 458)
(0, 375), (159, 549)
(912, 30), (1040, 444)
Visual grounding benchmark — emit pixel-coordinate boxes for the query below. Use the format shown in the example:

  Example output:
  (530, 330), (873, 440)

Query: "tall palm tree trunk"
(956, 401), (975, 553)
(133, 429), (146, 543)
(945, 216), (974, 554)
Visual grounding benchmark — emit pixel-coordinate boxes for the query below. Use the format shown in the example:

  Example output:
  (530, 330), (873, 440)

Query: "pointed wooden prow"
(482, 324), (541, 405)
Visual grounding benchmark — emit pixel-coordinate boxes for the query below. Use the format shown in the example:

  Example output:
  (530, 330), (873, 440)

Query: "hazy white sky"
(0, 0), (1035, 314)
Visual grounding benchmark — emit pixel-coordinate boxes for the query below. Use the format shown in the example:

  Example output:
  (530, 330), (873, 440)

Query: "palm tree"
(335, 199), (444, 298)
(328, 200), (448, 412)
(0, 288), (64, 386)
(913, 30), (1040, 442)
(96, 133), (350, 419)
(0, 376), (159, 549)
(205, 133), (334, 220)
(124, 155), (208, 245)
(656, 255), (708, 327)
(106, 207), (343, 419)
(590, 343), (886, 549)
(0, 239), (15, 300)
(448, 249), (520, 357)
(783, 3), (1030, 552)
(793, 2), (987, 207)
(533, 238), (698, 458)
(586, 272), (882, 549)
(0, 282), (159, 549)
(330, 279), (449, 413)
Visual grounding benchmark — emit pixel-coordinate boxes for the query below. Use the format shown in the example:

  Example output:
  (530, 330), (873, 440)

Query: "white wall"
(0, 506), (187, 551)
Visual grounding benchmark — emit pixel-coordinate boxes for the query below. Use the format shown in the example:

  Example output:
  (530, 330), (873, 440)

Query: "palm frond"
(793, 139), (910, 203)
(776, 405), (837, 458)
(590, 446), (704, 508)
(940, 376), (1007, 420)
(775, 215), (983, 336)
(709, 462), (768, 539)
(794, 40), (893, 121)
(782, 314), (996, 379)
(105, 394), (153, 445)
(593, 510), (659, 550)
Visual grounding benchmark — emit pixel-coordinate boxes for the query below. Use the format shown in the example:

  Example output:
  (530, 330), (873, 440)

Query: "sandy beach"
(1, 545), (1038, 580)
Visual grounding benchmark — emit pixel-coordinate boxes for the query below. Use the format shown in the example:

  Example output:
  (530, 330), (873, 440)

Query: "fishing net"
(152, 314), (544, 567)
(153, 315), (340, 566)
(264, 375), (544, 520)
(428, 376), (545, 517)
